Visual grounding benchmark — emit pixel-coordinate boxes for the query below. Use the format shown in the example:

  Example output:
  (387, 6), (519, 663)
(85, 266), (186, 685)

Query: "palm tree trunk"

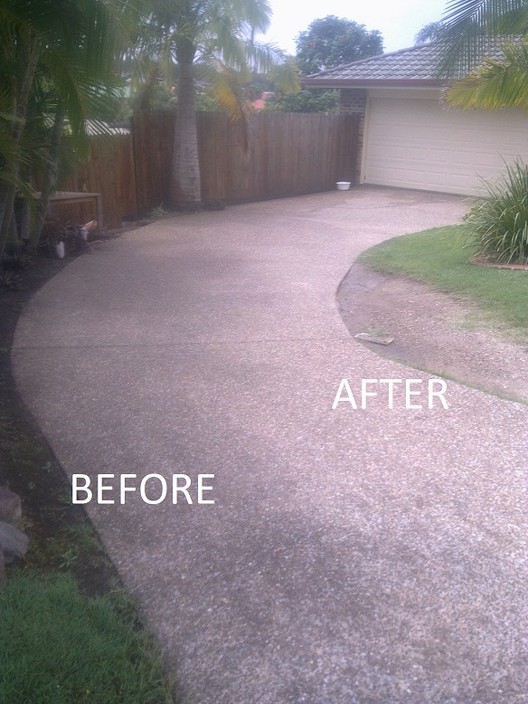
(0, 37), (40, 260)
(32, 102), (66, 245)
(169, 49), (202, 210)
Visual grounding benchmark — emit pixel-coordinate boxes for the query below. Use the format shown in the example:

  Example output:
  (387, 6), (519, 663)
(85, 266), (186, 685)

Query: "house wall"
(339, 89), (367, 184)
(361, 88), (528, 195)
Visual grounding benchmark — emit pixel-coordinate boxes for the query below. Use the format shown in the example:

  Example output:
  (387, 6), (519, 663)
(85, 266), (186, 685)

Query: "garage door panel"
(364, 96), (528, 195)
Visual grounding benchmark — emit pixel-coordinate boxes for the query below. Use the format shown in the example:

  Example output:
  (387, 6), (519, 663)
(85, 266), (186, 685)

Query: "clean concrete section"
(13, 187), (527, 703)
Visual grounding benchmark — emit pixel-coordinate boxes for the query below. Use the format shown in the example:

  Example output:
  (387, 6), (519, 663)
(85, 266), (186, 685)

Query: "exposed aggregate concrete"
(12, 187), (527, 704)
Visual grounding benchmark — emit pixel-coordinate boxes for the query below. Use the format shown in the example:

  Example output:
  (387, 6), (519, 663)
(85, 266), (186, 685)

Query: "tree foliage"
(437, 1), (528, 263)
(0, 0), (134, 259)
(264, 89), (339, 113)
(295, 15), (383, 76)
(415, 21), (447, 45)
(437, 0), (528, 77)
(131, 0), (298, 208)
(438, 1), (528, 109)
(447, 39), (528, 108)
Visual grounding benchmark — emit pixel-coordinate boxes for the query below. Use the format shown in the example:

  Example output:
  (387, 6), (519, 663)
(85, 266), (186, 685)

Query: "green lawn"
(0, 573), (174, 704)
(358, 225), (528, 333)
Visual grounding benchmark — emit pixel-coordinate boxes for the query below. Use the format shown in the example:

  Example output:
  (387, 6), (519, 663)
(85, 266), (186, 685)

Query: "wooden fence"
(54, 111), (359, 229)
(53, 134), (137, 229)
(198, 111), (359, 203)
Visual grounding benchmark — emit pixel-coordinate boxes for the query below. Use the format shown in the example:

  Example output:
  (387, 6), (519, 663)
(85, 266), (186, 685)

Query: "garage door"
(363, 95), (528, 195)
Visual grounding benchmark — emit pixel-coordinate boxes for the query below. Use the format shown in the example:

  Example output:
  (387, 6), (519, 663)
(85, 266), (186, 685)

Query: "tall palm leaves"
(437, 0), (528, 110)
(438, 1), (528, 265)
(169, 0), (276, 208)
(447, 40), (528, 108)
(438, 0), (528, 76)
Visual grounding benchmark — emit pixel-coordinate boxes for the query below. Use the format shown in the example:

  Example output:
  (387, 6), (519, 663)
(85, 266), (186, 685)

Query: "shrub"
(465, 160), (528, 264)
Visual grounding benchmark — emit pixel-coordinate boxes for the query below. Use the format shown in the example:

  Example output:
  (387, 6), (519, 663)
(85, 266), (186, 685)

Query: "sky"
(262, 0), (450, 55)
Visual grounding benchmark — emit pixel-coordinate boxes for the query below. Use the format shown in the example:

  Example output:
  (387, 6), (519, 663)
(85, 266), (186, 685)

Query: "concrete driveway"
(12, 187), (527, 703)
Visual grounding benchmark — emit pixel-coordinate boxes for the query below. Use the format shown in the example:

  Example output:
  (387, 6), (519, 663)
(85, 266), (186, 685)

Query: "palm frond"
(446, 38), (528, 108)
(243, 41), (288, 73)
(437, 0), (528, 77)
(267, 57), (301, 95)
(236, 0), (272, 34)
(195, 60), (248, 120)
(203, 16), (249, 72)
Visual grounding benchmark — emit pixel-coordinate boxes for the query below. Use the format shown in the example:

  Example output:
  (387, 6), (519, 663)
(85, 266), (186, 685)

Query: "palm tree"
(437, 1), (528, 264)
(436, 0), (528, 108)
(446, 40), (528, 108)
(415, 21), (446, 45)
(133, 0), (294, 209)
(0, 0), (134, 258)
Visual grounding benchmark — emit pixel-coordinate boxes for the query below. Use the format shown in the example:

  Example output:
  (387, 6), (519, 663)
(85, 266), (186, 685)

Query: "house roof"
(303, 40), (508, 88)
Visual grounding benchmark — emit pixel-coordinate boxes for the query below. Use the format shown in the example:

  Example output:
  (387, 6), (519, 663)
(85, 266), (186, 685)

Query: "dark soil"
(1, 213), (173, 592)
(0, 240), (119, 594)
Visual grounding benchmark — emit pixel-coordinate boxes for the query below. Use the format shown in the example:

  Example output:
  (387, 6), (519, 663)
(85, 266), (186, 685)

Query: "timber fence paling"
(197, 112), (230, 202)
(54, 110), (359, 228)
(197, 110), (360, 204)
(89, 134), (137, 228)
(55, 134), (137, 229)
(132, 111), (174, 213)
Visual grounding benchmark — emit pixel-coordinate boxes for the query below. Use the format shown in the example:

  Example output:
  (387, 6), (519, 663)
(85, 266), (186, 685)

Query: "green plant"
(466, 160), (528, 263)
(296, 15), (383, 75)
(27, 523), (107, 573)
(0, 572), (175, 703)
(58, 546), (78, 570)
(0, 0), (137, 260)
(150, 204), (170, 218)
(437, 1), (528, 79)
(264, 88), (339, 113)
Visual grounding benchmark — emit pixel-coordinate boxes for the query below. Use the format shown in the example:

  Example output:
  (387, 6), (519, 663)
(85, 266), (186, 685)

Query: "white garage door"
(363, 95), (528, 195)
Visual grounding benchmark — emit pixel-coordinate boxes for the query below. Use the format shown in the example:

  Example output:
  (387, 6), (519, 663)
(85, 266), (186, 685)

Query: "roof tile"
(306, 40), (508, 83)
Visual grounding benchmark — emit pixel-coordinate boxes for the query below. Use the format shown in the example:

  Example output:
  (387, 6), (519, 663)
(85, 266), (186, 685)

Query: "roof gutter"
(302, 78), (447, 88)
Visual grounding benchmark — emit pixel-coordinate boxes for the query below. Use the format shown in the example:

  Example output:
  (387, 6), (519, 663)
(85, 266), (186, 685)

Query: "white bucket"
(336, 181), (351, 191)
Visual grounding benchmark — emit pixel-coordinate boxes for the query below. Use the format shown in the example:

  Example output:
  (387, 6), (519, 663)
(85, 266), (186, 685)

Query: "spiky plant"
(465, 160), (528, 264)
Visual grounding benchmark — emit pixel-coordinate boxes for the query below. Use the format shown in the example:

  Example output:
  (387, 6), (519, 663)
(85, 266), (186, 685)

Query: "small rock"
(355, 332), (394, 345)
(0, 521), (29, 562)
(0, 487), (22, 523)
